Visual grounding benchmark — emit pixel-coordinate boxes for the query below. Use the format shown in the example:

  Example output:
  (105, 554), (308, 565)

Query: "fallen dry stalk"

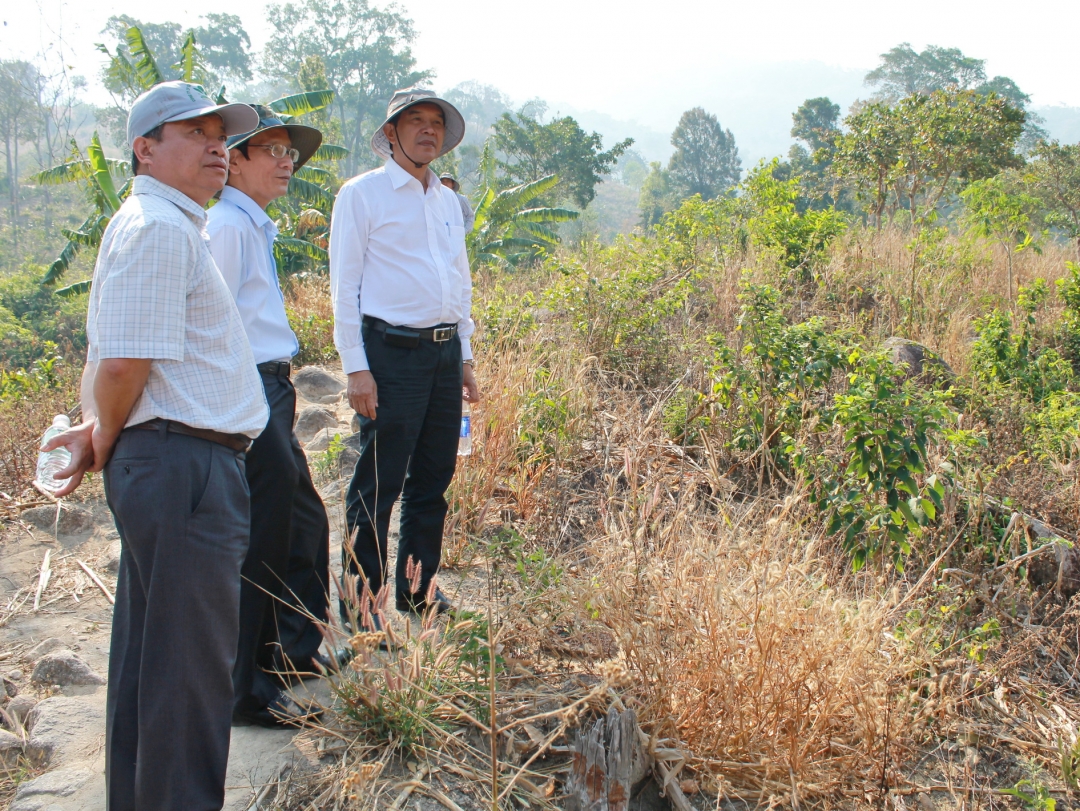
(76, 559), (115, 604)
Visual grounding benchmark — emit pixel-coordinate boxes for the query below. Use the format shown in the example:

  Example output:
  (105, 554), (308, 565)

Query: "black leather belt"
(132, 419), (252, 453)
(363, 316), (457, 342)
(257, 360), (291, 378)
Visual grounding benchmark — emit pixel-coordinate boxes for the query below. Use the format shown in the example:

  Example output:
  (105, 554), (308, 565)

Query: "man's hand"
(348, 370), (378, 419)
(40, 421), (98, 498)
(463, 363), (481, 403)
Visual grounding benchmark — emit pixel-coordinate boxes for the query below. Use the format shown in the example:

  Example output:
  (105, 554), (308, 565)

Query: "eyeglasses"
(248, 144), (300, 162)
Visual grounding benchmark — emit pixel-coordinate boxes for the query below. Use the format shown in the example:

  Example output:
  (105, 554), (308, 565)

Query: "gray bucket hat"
(226, 104), (323, 170)
(371, 87), (465, 161)
(439, 173), (460, 191)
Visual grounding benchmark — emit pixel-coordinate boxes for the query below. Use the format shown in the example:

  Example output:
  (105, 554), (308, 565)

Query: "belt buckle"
(433, 327), (453, 342)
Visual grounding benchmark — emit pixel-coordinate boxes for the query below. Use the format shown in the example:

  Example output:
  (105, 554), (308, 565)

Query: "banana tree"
(35, 25), (347, 291)
(34, 133), (129, 296)
(468, 173), (579, 269)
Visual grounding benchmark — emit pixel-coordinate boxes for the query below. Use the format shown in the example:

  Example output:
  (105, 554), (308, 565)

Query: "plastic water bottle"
(35, 415), (72, 493)
(458, 402), (472, 456)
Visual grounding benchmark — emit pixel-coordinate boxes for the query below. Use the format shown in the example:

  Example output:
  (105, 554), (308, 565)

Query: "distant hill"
(552, 62), (1080, 174)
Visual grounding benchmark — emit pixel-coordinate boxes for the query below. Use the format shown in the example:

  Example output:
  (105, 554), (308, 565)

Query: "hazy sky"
(4, 0), (1078, 161)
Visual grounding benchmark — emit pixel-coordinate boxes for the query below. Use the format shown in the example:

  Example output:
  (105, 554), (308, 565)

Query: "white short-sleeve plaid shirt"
(86, 176), (269, 438)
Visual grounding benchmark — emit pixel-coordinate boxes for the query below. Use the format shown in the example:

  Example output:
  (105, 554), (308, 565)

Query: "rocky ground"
(0, 366), (426, 811)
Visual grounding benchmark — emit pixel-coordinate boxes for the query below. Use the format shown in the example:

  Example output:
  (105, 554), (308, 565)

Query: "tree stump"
(568, 707), (653, 811)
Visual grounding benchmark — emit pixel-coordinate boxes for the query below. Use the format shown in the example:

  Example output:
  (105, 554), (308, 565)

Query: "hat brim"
(165, 102), (260, 138)
(371, 97), (465, 160)
(226, 124), (323, 170)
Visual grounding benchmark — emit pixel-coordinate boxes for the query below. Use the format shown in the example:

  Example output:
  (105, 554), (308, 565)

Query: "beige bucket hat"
(370, 87), (465, 161)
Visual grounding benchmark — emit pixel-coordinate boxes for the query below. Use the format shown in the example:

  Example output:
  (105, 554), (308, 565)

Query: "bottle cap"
(53, 414), (71, 429)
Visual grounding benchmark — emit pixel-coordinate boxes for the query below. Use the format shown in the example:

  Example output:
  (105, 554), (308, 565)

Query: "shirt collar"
(219, 186), (276, 235)
(131, 175), (208, 226)
(384, 158), (439, 193)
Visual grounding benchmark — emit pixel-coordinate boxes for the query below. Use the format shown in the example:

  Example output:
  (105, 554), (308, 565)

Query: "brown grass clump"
(586, 494), (907, 801)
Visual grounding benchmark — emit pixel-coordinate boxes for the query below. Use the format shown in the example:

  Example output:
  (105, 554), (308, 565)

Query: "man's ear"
(383, 122), (397, 147)
(132, 136), (156, 170)
(228, 148), (244, 176)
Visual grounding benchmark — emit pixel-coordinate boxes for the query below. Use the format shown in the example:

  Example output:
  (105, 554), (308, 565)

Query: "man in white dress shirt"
(330, 87), (480, 618)
(207, 105), (336, 727)
(43, 81), (264, 810)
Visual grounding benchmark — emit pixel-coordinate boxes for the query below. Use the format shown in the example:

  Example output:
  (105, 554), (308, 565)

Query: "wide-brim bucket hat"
(439, 173), (460, 191)
(371, 87), (465, 161)
(226, 104), (323, 170)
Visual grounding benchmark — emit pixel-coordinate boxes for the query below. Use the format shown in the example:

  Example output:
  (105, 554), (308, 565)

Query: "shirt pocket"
(447, 225), (466, 260)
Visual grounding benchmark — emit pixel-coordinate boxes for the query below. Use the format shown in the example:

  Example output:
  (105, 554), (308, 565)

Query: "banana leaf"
(88, 133), (122, 215)
(125, 26), (164, 90)
(287, 176), (334, 210)
(294, 165), (332, 184)
(275, 237), (328, 262)
(56, 280), (93, 297)
(312, 144), (349, 161)
(269, 90), (334, 118)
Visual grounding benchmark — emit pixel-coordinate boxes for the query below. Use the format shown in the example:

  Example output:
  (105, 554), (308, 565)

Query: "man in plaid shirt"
(45, 82), (267, 811)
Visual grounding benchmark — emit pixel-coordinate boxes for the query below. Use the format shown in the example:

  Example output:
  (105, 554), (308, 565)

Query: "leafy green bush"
(0, 267), (89, 368)
(971, 279), (1073, 402)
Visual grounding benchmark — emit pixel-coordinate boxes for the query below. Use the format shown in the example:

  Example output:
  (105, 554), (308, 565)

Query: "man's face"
(133, 114), (229, 206)
(440, 177), (455, 190)
(227, 128), (294, 208)
(386, 103), (445, 166)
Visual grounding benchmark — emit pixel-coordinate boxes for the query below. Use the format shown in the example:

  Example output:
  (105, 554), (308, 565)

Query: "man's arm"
(329, 184), (378, 418)
(454, 215), (480, 404)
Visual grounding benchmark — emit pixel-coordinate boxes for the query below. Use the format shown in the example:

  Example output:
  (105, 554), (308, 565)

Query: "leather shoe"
(232, 690), (322, 728)
(311, 646), (355, 674)
(396, 587), (453, 616)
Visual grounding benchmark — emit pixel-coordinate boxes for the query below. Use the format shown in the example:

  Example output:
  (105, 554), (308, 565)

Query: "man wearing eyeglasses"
(206, 105), (338, 728)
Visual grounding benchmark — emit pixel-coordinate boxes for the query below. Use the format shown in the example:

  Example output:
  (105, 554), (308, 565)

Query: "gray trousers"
(103, 425), (250, 811)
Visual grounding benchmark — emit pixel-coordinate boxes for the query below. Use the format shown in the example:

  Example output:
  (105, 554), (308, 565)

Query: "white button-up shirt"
(86, 176), (268, 438)
(329, 159), (474, 374)
(206, 186), (299, 364)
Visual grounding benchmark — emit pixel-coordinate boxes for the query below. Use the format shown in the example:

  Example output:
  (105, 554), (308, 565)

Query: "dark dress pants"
(103, 426), (249, 811)
(233, 368), (330, 714)
(344, 326), (463, 603)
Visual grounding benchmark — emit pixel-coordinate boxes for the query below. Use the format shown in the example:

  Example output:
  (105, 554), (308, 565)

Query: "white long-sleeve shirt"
(206, 186), (299, 365)
(329, 159), (474, 374)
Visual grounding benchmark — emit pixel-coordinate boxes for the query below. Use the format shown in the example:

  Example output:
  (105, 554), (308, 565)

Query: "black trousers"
(103, 426), (249, 811)
(233, 368), (330, 714)
(344, 325), (463, 602)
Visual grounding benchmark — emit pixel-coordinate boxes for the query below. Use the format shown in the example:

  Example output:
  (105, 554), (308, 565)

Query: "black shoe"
(310, 646), (356, 675)
(232, 690), (322, 728)
(396, 587), (453, 616)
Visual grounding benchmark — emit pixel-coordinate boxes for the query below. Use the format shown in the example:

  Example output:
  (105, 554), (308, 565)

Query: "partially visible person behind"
(207, 104), (343, 728)
(42, 81), (265, 811)
(440, 172), (475, 232)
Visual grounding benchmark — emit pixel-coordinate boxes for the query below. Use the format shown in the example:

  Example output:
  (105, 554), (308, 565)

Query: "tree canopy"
(493, 111), (632, 209)
(667, 107), (741, 200)
(263, 0), (430, 176)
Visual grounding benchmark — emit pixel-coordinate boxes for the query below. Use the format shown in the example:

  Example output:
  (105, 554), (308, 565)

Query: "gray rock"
(31, 650), (105, 687)
(884, 337), (955, 385)
(25, 697), (103, 766)
(104, 540), (122, 574)
(304, 427), (344, 454)
(293, 366), (345, 400)
(11, 766), (93, 810)
(0, 728), (24, 767)
(351, 411), (362, 433)
(293, 406), (338, 444)
(27, 639), (65, 660)
(337, 445), (360, 474)
(20, 504), (93, 536)
(8, 669), (23, 681)
(7, 695), (38, 728)
(3, 675), (16, 697)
